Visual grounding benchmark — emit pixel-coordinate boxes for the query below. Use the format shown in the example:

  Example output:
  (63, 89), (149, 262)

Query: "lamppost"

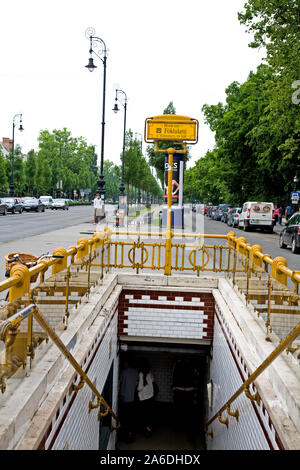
(112, 89), (127, 196)
(293, 172), (299, 212)
(9, 114), (24, 197)
(57, 142), (66, 198)
(135, 132), (143, 206)
(294, 173), (298, 192)
(85, 27), (107, 202)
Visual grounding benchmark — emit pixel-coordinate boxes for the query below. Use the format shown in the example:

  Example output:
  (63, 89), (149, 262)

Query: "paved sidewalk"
(273, 219), (285, 235)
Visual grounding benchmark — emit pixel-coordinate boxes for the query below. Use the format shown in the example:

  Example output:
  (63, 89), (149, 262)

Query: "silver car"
(227, 207), (241, 227)
(52, 199), (69, 210)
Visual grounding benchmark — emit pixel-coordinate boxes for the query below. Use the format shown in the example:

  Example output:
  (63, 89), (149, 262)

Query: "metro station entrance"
(117, 341), (210, 450)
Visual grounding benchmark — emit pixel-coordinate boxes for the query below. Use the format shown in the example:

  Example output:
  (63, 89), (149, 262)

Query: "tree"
(238, 0), (300, 74)
(36, 128), (97, 197)
(34, 154), (51, 195)
(0, 148), (8, 194)
(25, 149), (36, 195)
(12, 145), (26, 195)
(103, 160), (121, 202)
(121, 129), (162, 203)
(184, 3), (300, 204)
(238, 0), (300, 196)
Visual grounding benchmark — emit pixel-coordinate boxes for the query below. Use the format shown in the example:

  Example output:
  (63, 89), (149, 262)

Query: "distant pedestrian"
(274, 205), (279, 223)
(278, 205), (283, 225)
(119, 355), (139, 443)
(136, 358), (155, 437)
(285, 205), (293, 221)
(93, 193), (103, 224)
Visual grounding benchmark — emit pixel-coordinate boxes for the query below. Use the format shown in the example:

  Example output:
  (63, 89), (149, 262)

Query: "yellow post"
(164, 147), (175, 275)
(8, 264), (30, 302)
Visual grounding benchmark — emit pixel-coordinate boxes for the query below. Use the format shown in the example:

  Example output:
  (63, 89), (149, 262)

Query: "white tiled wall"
(48, 309), (119, 450)
(119, 291), (213, 341)
(207, 304), (281, 450)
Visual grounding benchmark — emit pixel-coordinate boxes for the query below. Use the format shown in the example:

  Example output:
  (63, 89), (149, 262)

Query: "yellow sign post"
(145, 114), (198, 143)
(145, 114), (199, 275)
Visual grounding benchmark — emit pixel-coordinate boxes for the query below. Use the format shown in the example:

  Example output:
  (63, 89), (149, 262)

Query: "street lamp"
(294, 172), (299, 211)
(294, 173), (298, 192)
(85, 27), (107, 202)
(57, 142), (66, 198)
(9, 114), (24, 197)
(113, 89), (127, 196)
(135, 132), (143, 205)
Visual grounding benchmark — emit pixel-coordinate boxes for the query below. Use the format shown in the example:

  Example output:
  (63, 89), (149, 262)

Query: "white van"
(40, 195), (54, 209)
(238, 201), (275, 233)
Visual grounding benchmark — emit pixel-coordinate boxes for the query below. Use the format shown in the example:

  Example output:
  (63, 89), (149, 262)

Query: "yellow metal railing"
(205, 320), (300, 438)
(0, 302), (119, 428)
(0, 225), (299, 398)
(0, 229), (299, 347)
(1, 229), (299, 300)
(0, 231), (111, 392)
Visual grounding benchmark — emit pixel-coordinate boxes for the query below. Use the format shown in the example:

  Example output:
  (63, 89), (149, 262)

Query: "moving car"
(21, 197), (46, 212)
(227, 207), (241, 227)
(1, 197), (23, 214)
(0, 199), (8, 216)
(279, 212), (300, 254)
(238, 201), (275, 233)
(39, 195), (54, 209)
(52, 198), (69, 210)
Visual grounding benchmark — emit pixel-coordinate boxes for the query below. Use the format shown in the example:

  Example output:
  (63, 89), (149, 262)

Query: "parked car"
(207, 205), (216, 218)
(1, 197), (23, 214)
(0, 199), (8, 216)
(212, 207), (220, 220)
(279, 212), (300, 254)
(220, 204), (233, 223)
(212, 203), (233, 222)
(238, 201), (275, 233)
(39, 195), (54, 209)
(52, 198), (69, 210)
(21, 197), (46, 212)
(227, 207), (241, 228)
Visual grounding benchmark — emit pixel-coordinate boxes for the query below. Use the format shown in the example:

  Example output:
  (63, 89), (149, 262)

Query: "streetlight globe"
(112, 102), (119, 113)
(85, 57), (97, 72)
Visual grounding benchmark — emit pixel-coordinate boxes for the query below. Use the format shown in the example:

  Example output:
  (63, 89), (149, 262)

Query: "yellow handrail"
(1, 229), (299, 298)
(0, 302), (120, 427)
(205, 321), (300, 436)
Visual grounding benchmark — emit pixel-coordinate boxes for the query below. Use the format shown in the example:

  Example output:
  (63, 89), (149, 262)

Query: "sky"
(0, 0), (266, 171)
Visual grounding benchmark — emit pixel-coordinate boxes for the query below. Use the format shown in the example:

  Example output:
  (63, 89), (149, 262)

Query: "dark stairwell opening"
(116, 341), (210, 451)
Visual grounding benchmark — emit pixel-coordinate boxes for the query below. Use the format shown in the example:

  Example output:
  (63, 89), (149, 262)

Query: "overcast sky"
(0, 0), (265, 170)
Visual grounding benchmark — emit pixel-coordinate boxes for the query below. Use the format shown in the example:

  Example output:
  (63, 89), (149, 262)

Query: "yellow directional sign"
(145, 115), (198, 143)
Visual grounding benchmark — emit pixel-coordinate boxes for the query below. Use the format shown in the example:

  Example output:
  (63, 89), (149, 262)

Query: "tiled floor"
(117, 403), (206, 451)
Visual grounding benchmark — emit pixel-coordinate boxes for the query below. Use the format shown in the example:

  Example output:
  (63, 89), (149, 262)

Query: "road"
(0, 205), (97, 243)
(0, 204), (298, 283)
(198, 212), (299, 273)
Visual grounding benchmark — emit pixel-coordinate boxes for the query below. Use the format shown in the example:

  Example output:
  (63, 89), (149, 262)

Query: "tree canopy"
(1, 126), (162, 202)
(184, 1), (300, 205)
(122, 129), (163, 201)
